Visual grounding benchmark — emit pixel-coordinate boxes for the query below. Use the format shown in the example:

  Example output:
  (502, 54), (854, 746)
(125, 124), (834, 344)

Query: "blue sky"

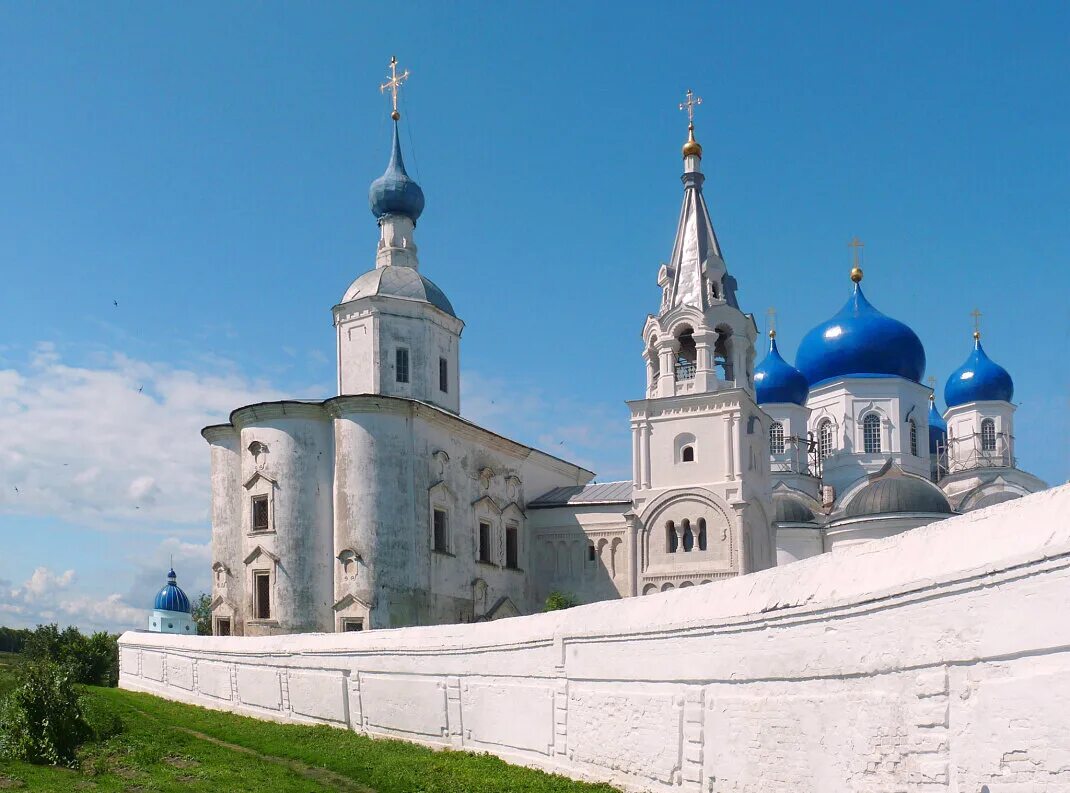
(0, 2), (1066, 630)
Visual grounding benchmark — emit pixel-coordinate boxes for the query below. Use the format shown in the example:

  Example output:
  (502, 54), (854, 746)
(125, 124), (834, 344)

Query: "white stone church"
(202, 90), (1047, 637)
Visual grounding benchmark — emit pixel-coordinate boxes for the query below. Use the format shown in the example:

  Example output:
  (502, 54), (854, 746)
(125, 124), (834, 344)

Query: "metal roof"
(341, 265), (456, 317)
(845, 476), (952, 518)
(528, 480), (633, 508)
(773, 495), (817, 524)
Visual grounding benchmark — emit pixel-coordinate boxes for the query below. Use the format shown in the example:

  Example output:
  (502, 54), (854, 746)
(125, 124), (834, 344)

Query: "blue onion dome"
(153, 568), (191, 614)
(944, 332), (1014, 408)
(928, 394), (947, 454)
(795, 271), (926, 387)
(754, 331), (809, 405)
(369, 121), (425, 222)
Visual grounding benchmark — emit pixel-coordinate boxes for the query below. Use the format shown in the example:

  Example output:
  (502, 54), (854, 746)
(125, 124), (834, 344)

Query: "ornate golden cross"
(848, 236), (865, 268)
(380, 56), (410, 121)
(679, 89), (702, 124)
(766, 307), (777, 338)
(971, 308), (983, 336)
(927, 376), (937, 400)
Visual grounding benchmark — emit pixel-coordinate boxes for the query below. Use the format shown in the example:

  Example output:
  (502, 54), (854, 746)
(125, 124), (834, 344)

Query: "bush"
(0, 661), (91, 767)
(544, 591), (579, 611)
(22, 624), (118, 687)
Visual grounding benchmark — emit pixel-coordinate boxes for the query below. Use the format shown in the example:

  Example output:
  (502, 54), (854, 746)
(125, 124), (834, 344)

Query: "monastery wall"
(119, 484), (1070, 793)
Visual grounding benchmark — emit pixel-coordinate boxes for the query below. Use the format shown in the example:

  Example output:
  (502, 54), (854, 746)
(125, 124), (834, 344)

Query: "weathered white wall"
(120, 484), (1070, 793)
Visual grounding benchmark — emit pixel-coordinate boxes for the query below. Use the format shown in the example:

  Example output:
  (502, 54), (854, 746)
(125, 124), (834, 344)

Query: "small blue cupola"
(754, 331), (809, 406)
(944, 332), (1014, 408)
(795, 269), (926, 388)
(153, 568), (191, 614)
(927, 394), (947, 455)
(368, 121), (425, 223)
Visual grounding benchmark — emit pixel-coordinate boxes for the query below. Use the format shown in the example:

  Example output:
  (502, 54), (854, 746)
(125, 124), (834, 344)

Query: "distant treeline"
(0, 624), (118, 687)
(0, 626), (32, 654)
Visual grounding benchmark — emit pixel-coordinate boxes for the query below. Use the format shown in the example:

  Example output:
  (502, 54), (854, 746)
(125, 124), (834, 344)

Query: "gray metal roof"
(774, 496), (817, 524)
(528, 480), (633, 508)
(845, 476), (952, 518)
(341, 265), (456, 317)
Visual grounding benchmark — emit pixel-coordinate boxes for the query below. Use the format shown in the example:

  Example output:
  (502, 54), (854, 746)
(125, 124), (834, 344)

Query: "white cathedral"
(202, 79), (1047, 637)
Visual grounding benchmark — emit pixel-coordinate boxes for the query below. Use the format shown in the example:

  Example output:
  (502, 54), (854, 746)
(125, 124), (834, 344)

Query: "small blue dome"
(928, 397), (947, 455)
(369, 122), (425, 222)
(153, 568), (191, 614)
(796, 283), (926, 387)
(944, 336), (1014, 408)
(754, 335), (809, 406)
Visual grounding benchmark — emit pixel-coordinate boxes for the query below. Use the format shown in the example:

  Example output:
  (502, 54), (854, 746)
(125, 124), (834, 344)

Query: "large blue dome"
(944, 336), (1013, 408)
(153, 568), (191, 614)
(369, 122), (425, 222)
(754, 334), (809, 406)
(928, 396), (947, 455)
(796, 283), (926, 387)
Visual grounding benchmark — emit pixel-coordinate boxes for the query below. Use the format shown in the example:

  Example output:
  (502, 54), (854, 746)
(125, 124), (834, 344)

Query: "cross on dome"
(848, 236), (865, 283)
(971, 308), (983, 340)
(380, 56), (410, 121)
(680, 88), (703, 159)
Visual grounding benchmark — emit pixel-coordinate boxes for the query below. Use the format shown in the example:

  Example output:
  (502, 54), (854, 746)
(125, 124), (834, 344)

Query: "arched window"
(769, 422), (785, 454)
(697, 518), (707, 551)
(909, 419), (918, 457)
(818, 420), (833, 461)
(681, 446), (695, 462)
(863, 413), (882, 454)
(981, 418), (996, 451)
(666, 520), (678, 553)
(675, 328), (696, 380)
(682, 519), (694, 552)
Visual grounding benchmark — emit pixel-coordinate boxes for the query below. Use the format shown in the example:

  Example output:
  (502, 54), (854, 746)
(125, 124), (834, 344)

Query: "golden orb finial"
(768, 328), (776, 339)
(850, 266), (863, 283)
(973, 330), (981, 341)
(682, 123), (703, 158)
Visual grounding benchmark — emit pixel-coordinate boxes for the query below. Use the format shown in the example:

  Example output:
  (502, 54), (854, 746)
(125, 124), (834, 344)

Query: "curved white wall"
(120, 484), (1070, 793)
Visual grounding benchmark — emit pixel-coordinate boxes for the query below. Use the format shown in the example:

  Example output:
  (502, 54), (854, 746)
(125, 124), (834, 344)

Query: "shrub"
(0, 661), (91, 767)
(22, 624), (118, 687)
(544, 591), (579, 611)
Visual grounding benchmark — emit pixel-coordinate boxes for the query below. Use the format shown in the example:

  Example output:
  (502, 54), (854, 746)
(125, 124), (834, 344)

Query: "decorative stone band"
(119, 484), (1070, 793)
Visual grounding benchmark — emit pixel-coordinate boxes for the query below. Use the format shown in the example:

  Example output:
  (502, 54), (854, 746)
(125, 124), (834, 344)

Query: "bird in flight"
(113, 299), (119, 307)
(138, 386), (143, 393)
(13, 486), (18, 494)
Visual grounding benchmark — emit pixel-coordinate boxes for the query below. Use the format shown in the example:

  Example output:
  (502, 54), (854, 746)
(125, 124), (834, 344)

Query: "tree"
(543, 591), (579, 611)
(191, 593), (213, 636)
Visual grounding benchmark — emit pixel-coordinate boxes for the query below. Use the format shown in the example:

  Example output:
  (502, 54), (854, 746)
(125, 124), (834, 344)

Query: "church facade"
(204, 78), (1046, 636)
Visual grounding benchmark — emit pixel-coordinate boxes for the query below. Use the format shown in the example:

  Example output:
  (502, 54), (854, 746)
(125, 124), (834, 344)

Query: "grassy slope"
(0, 665), (620, 793)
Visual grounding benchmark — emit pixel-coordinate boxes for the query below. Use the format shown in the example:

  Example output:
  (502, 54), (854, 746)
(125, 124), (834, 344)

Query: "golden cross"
(848, 236), (865, 268)
(380, 56), (410, 121)
(970, 308), (983, 336)
(766, 307), (777, 338)
(679, 89), (702, 124)
(927, 376), (936, 400)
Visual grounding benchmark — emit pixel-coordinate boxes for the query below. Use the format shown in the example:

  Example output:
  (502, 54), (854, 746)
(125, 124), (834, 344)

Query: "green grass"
(0, 666), (620, 793)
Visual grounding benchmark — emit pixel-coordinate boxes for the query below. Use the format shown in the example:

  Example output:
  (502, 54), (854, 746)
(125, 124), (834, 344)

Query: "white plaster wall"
(529, 505), (631, 604)
(122, 484), (1070, 793)
(203, 426), (244, 632)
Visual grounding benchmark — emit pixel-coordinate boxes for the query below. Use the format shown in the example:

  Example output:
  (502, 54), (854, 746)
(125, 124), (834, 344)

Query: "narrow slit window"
(432, 509), (449, 552)
(439, 357), (449, 393)
(909, 419), (918, 456)
(698, 518), (707, 551)
(666, 520), (678, 553)
(478, 521), (492, 563)
(253, 572), (271, 620)
(681, 446), (695, 463)
(396, 347), (410, 384)
(251, 495), (269, 532)
(682, 519), (694, 552)
(506, 525), (519, 569)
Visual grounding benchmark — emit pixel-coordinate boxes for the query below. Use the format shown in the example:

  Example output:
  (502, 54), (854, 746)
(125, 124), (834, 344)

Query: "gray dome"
(845, 476), (952, 518)
(341, 266), (455, 317)
(972, 491), (1021, 510)
(774, 496), (816, 524)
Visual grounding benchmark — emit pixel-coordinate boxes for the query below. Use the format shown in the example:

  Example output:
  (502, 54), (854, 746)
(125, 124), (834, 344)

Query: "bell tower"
(627, 93), (775, 591)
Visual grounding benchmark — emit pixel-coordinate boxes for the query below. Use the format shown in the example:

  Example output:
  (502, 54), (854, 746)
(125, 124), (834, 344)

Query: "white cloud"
(0, 343), (298, 529)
